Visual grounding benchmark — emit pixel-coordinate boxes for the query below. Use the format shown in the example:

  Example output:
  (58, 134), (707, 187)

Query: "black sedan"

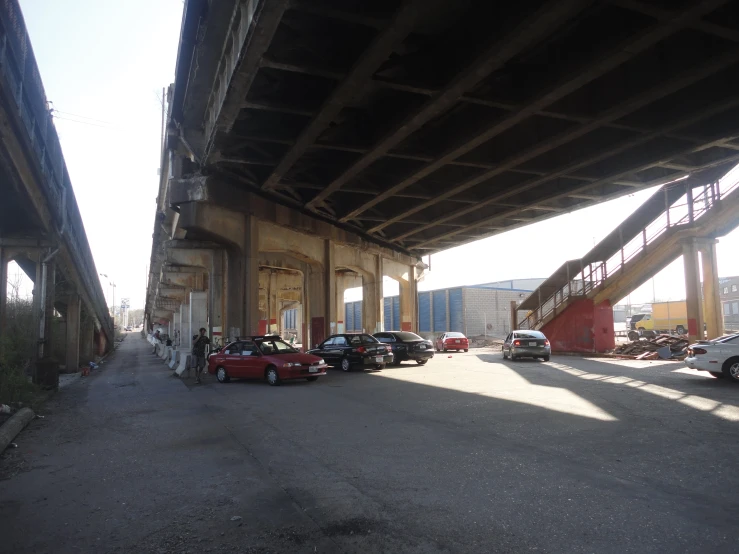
(308, 333), (394, 371)
(373, 331), (434, 365)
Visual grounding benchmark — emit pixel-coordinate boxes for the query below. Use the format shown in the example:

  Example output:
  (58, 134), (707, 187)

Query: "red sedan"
(208, 335), (327, 386)
(435, 332), (469, 352)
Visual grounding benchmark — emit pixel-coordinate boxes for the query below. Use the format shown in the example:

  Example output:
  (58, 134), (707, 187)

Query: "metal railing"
(0, 0), (112, 339)
(520, 174), (739, 330)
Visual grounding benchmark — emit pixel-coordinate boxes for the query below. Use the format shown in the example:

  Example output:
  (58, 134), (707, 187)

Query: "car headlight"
(319, 359), (326, 365)
(282, 362), (296, 368)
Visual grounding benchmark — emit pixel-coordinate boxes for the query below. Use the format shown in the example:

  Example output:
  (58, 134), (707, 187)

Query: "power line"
(51, 114), (111, 129)
(51, 109), (113, 126)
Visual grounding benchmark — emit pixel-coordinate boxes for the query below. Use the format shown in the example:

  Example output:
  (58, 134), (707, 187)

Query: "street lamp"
(99, 273), (116, 322)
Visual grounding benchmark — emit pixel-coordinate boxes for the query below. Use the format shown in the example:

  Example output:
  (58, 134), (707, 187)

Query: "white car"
(684, 333), (739, 381)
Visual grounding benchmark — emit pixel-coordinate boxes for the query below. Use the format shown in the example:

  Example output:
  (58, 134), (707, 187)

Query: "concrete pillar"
(64, 292), (81, 373)
(210, 249), (224, 338)
(225, 247), (243, 339)
(699, 239), (724, 339)
(362, 256), (383, 333)
(189, 291), (208, 347)
(172, 308), (181, 347)
(268, 271), (278, 334)
(336, 273), (347, 334)
(398, 265), (417, 332)
(324, 240), (336, 337)
(79, 314), (95, 365)
(244, 215), (260, 336)
(682, 239), (705, 343)
(0, 246), (8, 335)
(303, 270), (313, 348)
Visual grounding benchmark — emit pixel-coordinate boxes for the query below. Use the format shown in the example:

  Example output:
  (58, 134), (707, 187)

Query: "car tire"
(721, 357), (739, 382)
(376, 364), (385, 370)
(341, 357), (351, 372)
(463, 349), (468, 352)
(503, 348), (508, 360)
(306, 376), (319, 382)
(417, 359), (427, 365)
(543, 356), (550, 362)
(627, 331), (640, 341)
(510, 353), (517, 361)
(676, 325), (686, 335)
(216, 366), (230, 383)
(266, 366), (281, 386)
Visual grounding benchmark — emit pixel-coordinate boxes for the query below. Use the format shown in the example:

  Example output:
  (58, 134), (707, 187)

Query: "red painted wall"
(541, 299), (615, 353)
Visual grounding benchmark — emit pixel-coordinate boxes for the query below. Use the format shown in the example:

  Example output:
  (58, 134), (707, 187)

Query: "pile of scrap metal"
(611, 334), (690, 360)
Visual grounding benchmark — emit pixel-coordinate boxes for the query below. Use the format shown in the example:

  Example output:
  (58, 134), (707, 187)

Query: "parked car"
(308, 333), (393, 371)
(503, 330), (551, 361)
(373, 331), (434, 365)
(435, 332), (469, 352)
(684, 333), (739, 381)
(208, 335), (327, 386)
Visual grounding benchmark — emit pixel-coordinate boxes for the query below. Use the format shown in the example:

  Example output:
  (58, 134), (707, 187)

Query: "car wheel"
(510, 352), (517, 361)
(341, 357), (351, 372)
(543, 356), (550, 362)
(676, 325), (686, 335)
(463, 349), (468, 353)
(266, 366), (281, 386)
(306, 376), (319, 382)
(216, 366), (230, 383)
(722, 357), (739, 382)
(417, 359), (427, 365)
(376, 364), (385, 370)
(503, 348), (508, 360)
(627, 331), (639, 341)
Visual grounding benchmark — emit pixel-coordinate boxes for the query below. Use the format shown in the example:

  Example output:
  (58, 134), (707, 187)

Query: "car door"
(332, 336), (350, 363)
(317, 337), (336, 365)
(240, 340), (264, 378)
(222, 341), (247, 377)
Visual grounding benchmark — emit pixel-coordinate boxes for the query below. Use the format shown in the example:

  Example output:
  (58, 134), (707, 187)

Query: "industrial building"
(720, 276), (739, 332)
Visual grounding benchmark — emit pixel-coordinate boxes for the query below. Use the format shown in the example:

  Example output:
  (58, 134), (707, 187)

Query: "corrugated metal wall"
(383, 296), (401, 330)
(419, 292), (431, 332)
(449, 288), (464, 333)
(433, 290), (447, 332)
(354, 302), (362, 331)
(345, 302), (354, 331)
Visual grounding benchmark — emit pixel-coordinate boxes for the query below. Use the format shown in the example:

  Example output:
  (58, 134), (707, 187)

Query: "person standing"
(191, 328), (211, 384)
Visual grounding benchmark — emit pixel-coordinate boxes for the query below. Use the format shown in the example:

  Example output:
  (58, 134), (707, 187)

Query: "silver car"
(503, 330), (551, 361)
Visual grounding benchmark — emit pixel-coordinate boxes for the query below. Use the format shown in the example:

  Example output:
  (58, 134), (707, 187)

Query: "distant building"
(720, 276), (739, 331)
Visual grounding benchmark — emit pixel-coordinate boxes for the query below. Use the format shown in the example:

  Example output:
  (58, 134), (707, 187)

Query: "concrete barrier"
(168, 349), (180, 370)
(174, 351), (191, 377)
(0, 408), (35, 453)
(160, 345), (171, 361)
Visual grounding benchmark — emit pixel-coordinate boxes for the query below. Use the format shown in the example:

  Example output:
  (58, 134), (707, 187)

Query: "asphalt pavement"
(1, 335), (738, 553)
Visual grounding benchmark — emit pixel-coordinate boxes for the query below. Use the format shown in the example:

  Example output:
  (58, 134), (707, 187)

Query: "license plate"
(455, 340), (460, 343)
(308, 367), (318, 373)
(529, 342), (537, 346)
(375, 356), (384, 363)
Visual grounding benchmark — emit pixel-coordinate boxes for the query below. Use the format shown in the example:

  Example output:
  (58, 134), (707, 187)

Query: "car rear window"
(349, 334), (378, 345)
(514, 331), (546, 339)
(446, 332), (465, 338)
(394, 332), (423, 341)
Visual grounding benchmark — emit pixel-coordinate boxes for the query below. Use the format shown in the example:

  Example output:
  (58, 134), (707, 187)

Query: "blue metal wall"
(383, 296), (401, 330)
(345, 302), (355, 331)
(433, 290), (447, 332)
(354, 302), (362, 331)
(419, 292), (431, 332)
(449, 288), (464, 332)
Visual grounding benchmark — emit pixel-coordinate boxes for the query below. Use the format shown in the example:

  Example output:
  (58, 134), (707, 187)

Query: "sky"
(10, 1), (739, 310)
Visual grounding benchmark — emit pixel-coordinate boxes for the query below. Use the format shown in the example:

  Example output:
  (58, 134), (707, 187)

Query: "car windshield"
(446, 332), (465, 338)
(514, 331), (546, 339)
(394, 332), (423, 342)
(256, 338), (298, 354)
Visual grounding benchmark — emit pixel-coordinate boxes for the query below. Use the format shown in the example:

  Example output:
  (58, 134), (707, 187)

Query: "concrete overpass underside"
(147, 0), (739, 350)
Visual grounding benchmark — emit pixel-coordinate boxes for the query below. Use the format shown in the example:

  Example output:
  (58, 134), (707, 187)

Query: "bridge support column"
(362, 255), (383, 334)
(682, 239), (705, 343)
(324, 240), (336, 339)
(79, 313), (95, 366)
(244, 215), (260, 337)
(336, 273), (348, 334)
(210, 249), (224, 339)
(64, 292), (81, 373)
(698, 238), (723, 339)
(398, 265), (417, 332)
(0, 246), (8, 335)
(189, 292), (208, 347)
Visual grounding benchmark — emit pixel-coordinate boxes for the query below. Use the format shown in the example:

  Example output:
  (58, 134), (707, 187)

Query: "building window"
(733, 285), (738, 292)
(734, 302), (739, 315)
(724, 287), (729, 294)
(725, 303), (732, 316)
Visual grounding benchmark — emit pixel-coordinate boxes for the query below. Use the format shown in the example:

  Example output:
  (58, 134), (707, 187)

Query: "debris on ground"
(611, 334), (690, 360)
